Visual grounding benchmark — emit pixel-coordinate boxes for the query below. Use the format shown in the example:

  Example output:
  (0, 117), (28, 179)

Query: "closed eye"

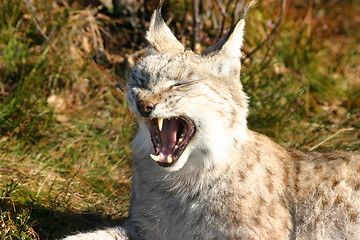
(170, 80), (198, 89)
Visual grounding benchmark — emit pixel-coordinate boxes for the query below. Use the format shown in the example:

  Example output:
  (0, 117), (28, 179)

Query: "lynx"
(64, 9), (360, 240)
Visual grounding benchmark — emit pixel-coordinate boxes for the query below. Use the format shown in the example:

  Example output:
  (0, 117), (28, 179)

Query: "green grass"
(241, 0), (359, 150)
(0, 0), (359, 239)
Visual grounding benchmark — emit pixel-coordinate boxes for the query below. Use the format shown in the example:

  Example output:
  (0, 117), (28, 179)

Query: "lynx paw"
(62, 227), (129, 240)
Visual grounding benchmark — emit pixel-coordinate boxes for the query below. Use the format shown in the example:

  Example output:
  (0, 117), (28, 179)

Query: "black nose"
(136, 100), (155, 117)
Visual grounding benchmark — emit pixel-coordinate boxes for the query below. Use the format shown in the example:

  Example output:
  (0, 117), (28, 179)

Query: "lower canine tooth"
(166, 156), (173, 164)
(150, 154), (161, 162)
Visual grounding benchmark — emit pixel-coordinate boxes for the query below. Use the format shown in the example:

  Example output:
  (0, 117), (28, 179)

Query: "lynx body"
(64, 9), (360, 240)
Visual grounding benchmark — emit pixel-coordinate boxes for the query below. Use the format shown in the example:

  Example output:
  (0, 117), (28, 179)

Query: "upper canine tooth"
(150, 154), (161, 162)
(158, 118), (164, 131)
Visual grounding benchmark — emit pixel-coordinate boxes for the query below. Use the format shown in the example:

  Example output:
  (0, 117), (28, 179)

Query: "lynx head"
(127, 9), (249, 171)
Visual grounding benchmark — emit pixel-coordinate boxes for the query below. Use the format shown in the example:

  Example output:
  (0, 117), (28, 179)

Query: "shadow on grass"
(33, 207), (127, 240)
(1, 202), (126, 240)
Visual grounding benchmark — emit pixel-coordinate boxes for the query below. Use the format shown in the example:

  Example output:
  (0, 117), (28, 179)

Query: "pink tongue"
(159, 119), (179, 156)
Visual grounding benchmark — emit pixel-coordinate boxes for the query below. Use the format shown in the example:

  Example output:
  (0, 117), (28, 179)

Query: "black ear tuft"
(202, 19), (245, 58)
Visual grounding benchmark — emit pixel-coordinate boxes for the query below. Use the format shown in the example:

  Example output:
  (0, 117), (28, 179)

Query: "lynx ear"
(202, 19), (245, 58)
(146, 9), (184, 52)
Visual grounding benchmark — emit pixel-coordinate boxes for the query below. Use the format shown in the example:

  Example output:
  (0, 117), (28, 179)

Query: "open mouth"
(144, 117), (195, 167)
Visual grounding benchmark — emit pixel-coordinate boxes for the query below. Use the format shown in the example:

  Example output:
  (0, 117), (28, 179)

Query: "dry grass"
(0, 0), (134, 238)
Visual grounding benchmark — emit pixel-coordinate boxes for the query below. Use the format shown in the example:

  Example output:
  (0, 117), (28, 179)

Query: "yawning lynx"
(64, 9), (360, 240)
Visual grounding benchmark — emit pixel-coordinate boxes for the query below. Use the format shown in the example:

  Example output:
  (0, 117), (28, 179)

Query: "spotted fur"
(63, 9), (360, 240)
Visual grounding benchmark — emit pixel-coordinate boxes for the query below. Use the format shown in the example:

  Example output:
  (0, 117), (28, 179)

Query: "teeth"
(150, 154), (161, 162)
(178, 138), (183, 143)
(158, 118), (164, 131)
(166, 155), (173, 164)
(174, 145), (179, 149)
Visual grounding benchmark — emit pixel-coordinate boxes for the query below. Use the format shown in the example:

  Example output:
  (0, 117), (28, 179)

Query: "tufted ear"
(146, 8), (184, 52)
(202, 19), (245, 58)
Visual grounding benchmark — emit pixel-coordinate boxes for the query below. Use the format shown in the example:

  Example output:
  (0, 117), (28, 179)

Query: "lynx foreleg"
(62, 227), (129, 240)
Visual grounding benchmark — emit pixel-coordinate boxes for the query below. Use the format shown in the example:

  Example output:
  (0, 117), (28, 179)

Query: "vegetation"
(0, 0), (358, 239)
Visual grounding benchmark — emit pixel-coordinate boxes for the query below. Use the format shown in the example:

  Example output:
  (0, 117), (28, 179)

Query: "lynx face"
(127, 9), (249, 171)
